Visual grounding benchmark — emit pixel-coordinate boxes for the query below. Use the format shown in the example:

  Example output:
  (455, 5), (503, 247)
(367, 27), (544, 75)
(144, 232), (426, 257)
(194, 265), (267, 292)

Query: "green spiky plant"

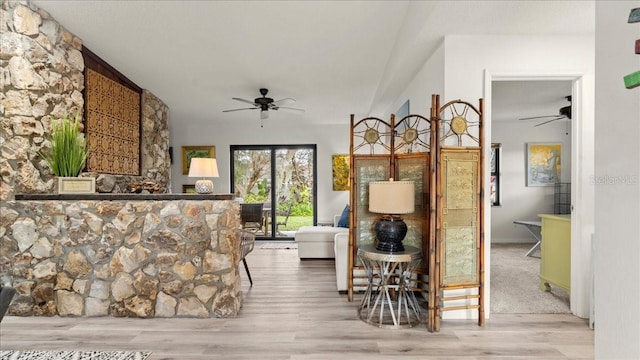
(39, 114), (89, 177)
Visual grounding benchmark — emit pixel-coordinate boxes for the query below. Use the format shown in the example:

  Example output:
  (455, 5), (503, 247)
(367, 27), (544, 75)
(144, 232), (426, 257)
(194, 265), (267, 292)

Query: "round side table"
(357, 244), (423, 329)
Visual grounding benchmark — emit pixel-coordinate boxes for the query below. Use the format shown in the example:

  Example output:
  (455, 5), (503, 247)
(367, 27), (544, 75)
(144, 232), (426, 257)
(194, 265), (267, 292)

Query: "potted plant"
(39, 114), (94, 193)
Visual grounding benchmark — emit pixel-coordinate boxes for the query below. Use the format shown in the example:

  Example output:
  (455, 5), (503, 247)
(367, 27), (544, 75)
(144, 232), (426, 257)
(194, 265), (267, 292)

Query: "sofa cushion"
(337, 204), (349, 228)
(334, 232), (349, 292)
(295, 226), (348, 242)
(295, 225), (347, 259)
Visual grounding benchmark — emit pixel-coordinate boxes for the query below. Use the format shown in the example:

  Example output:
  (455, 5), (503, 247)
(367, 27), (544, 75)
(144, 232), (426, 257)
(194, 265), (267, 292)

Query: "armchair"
(240, 203), (264, 232)
(238, 229), (256, 286)
(0, 276), (16, 322)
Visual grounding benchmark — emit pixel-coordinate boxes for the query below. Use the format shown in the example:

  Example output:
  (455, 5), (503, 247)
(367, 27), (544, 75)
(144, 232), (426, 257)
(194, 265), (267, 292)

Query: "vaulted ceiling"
(32, 1), (594, 126)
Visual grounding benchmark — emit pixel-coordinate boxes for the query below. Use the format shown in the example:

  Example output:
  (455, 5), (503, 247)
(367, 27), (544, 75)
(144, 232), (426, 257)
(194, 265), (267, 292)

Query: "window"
(491, 143), (501, 206)
(231, 145), (317, 240)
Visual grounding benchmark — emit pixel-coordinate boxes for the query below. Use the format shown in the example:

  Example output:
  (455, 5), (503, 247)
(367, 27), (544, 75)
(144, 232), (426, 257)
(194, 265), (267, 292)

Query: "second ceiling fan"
(222, 88), (305, 121)
(519, 95), (572, 127)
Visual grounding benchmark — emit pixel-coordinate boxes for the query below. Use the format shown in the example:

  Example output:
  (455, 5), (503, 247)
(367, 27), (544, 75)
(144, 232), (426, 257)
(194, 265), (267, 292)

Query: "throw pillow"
(337, 204), (349, 228)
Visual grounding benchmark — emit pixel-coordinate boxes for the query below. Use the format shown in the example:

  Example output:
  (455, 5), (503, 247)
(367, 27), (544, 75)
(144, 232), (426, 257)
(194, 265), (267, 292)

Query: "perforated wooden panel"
(85, 68), (141, 175)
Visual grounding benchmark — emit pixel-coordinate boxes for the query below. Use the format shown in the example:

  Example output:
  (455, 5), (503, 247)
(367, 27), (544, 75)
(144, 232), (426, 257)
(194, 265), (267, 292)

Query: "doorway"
(484, 72), (594, 321)
(231, 145), (317, 240)
(490, 80), (572, 314)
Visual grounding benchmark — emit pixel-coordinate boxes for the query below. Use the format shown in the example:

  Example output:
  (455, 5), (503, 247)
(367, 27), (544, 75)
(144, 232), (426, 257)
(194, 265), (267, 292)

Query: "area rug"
(254, 241), (297, 250)
(0, 350), (151, 360)
(491, 243), (570, 314)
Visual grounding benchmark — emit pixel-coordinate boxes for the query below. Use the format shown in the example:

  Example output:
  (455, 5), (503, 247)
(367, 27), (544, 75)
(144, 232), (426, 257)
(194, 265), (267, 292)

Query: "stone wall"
(1, 1), (172, 201)
(0, 199), (243, 318)
(1, 1), (85, 199)
(141, 90), (171, 192)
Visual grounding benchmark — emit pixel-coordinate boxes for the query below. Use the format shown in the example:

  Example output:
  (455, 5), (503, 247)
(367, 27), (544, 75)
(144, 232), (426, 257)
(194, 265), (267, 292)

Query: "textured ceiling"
(31, 1), (594, 126)
(493, 81), (573, 123)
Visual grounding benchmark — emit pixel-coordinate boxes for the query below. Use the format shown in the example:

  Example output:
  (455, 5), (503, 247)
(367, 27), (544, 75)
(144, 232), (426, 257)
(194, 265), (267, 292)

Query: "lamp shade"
(188, 158), (219, 178)
(369, 179), (415, 214)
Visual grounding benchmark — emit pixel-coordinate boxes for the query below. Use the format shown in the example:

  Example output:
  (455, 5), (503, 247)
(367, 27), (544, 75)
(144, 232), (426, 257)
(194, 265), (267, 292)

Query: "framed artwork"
(395, 100), (410, 120)
(182, 146), (216, 174)
(182, 184), (196, 193)
(490, 143), (501, 206)
(526, 142), (561, 186)
(332, 154), (350, 191)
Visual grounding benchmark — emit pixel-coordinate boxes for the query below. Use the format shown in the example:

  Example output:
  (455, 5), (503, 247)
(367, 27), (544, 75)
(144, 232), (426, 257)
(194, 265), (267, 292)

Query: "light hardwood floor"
(0, 248), (594, 359)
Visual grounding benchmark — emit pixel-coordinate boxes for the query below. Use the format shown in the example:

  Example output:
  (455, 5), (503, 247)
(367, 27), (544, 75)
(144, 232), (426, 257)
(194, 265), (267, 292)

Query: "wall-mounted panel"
(85, 69), (141, 175)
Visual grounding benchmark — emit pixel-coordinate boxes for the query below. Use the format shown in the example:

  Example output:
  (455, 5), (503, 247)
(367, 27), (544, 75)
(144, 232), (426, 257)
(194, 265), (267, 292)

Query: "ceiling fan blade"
(276, 106), (305, 112)
(222, 107), (258, 113)
(272, 97), (296, 106)
(534, 116), (565, 127)
(519, 115), (559, 121)
(231, 97), (258, 106)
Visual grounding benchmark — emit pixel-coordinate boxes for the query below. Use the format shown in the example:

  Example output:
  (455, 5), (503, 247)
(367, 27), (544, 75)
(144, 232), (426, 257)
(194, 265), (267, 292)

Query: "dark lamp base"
(374, 215), (408, 252)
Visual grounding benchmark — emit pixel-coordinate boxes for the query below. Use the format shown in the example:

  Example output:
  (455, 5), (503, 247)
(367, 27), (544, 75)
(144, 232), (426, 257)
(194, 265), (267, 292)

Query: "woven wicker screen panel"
(353, 156), (390, 264)
(396, 155), (429, 257)
(440, 150), (480, 286)
(85, 68), (141, 175)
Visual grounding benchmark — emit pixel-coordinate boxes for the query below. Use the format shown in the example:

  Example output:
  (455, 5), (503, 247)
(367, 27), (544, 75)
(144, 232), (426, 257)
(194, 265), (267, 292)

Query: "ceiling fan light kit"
(222, 88), (304, 126)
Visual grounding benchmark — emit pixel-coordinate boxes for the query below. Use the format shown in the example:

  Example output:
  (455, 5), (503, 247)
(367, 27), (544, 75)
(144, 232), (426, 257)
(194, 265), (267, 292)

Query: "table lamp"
(188, 158), (219, 194)
(369, 178), (415, 252)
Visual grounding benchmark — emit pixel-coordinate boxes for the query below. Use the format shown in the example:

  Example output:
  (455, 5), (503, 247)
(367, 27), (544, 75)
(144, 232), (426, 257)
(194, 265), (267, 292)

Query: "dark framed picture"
(182, 146), (216, 174)
(182, 184), (196, 193)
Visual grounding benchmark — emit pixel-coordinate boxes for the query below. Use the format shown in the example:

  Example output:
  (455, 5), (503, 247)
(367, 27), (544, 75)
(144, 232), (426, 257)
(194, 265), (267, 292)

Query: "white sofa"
(334, 232), (349, 292)
(295, 215), (348, 259)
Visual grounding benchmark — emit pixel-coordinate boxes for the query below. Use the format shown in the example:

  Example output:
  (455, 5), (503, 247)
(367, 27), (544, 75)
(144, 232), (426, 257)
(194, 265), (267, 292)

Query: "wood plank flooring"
(0, 248), (594, 359)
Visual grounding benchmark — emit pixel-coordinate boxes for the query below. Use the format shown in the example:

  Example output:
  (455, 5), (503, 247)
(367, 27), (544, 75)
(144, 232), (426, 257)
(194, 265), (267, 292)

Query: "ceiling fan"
(519, 96), (572, 127)
(222, 88), (305, 122)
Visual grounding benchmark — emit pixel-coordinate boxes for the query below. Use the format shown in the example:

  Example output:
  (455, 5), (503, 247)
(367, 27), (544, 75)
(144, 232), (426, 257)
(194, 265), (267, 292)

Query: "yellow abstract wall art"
(526, 143), (562, 186)
(332, 154), (350, 191)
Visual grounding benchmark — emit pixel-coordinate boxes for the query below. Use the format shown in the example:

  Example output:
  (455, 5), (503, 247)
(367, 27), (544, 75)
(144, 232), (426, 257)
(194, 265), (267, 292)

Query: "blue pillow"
(337, 205), (349, 228)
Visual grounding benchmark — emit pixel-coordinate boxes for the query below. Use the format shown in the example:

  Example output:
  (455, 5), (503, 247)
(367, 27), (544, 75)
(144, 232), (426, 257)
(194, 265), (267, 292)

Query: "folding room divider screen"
(347, 95), (485, 332)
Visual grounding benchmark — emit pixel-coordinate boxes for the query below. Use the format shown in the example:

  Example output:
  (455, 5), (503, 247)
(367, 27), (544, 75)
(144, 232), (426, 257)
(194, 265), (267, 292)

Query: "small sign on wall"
(57, 177), (96, 194)
(625, 7), (639, 89)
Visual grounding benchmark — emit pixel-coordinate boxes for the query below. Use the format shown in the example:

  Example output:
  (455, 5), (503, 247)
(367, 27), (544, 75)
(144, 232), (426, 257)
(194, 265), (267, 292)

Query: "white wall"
(594, 1), (640, 358)
(450, 35), (595, 319)
(391, 34), (595, 319)
(389, 41), (445, 116)
(169, 118), (351, 222)
(491, 113), (572, 243)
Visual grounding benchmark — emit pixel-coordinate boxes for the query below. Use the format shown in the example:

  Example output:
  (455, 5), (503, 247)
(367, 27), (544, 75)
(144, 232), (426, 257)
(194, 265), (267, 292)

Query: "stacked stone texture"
(1, 2), (85, 200)
(1, 1), (172, 201)
(0, 199), (243, 318)
(140, 90), (171, 192)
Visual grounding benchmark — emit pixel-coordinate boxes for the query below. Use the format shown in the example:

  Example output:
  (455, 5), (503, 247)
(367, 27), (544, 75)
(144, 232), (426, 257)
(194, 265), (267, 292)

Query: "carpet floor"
(491, 243), (570, 314)
(0, 350), (151, 360)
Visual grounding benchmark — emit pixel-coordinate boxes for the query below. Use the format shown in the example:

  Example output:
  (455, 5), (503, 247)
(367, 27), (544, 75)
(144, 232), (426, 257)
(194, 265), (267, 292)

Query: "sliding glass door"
(231, 145), (316, 240)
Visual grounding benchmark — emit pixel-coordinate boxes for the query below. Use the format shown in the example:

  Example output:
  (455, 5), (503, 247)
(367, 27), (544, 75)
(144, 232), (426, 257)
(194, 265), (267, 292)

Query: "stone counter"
(14, 194), (235, 201)
(0, 197), (243, 318)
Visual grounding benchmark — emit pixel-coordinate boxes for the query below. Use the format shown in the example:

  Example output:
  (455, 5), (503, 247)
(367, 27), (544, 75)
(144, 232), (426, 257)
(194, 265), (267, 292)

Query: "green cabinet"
(538, 214), (571, 293)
